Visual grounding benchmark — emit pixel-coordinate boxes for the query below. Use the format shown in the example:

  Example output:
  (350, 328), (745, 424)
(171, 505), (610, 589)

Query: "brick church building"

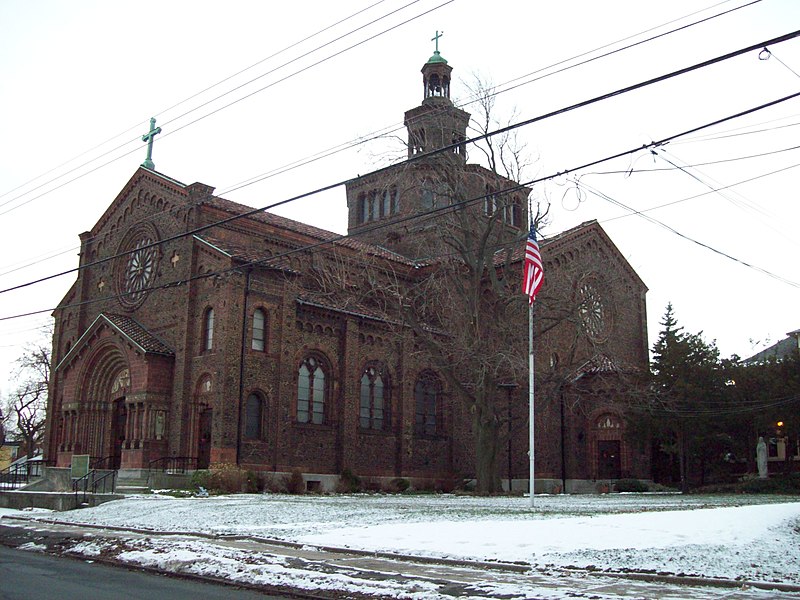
(44, 46), (651, 492)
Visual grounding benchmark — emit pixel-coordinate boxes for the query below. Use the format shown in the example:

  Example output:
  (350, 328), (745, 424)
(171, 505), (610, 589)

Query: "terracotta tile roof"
(104, 314), (174, 355)
(494, 220), (599, 267)
(296, 296), (395, 324)
(196, 235), (299, 273)
(571, 354), (641, 380)
(200, 196), (417, 266)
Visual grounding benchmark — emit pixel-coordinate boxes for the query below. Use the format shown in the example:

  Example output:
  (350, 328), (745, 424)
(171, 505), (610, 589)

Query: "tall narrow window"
(511, 197), (522, 227)
(382, 189), (392, 218)
(415, 372), (441, 436)
(369, 190), (379, 221)
(297, 356), (326, 424)
(359, 364), (388, 430)
(244, 393), (263, 439)
(358, 192), (368, 224)
(422, 179), (435, 209)
(252, 308), (266, 351)
(203, 307), (214, 352)
(484, 185), (496, 217)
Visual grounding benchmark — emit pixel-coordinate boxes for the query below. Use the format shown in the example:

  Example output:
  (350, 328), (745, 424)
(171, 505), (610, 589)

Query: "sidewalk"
(3, 514), (798, 599)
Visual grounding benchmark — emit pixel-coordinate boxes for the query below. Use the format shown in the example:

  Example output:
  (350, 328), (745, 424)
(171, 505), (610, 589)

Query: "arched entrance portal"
(52, 314), (176, 470)
(71, 344), (131, 466)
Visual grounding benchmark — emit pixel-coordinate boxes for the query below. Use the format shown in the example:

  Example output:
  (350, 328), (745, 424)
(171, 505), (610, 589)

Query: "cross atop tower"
(431, 30), (443, 53)
(141, 117), (162, 170)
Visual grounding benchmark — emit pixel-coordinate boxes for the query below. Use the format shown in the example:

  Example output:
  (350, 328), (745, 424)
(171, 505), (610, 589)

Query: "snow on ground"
(4, 493), (800, 596)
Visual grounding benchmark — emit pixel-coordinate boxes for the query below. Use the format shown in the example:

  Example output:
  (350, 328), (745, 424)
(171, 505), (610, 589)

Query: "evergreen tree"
(648, 304), (724, 491)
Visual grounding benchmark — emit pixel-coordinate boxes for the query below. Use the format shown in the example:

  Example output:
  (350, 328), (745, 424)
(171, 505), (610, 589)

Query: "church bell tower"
(404, 34), (470, 162)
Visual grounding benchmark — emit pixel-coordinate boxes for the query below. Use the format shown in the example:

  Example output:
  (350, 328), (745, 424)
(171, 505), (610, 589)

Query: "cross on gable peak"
(141, 117), (162, 170)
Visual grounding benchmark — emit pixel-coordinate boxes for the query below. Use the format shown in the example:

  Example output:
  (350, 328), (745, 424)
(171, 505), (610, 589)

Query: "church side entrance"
(597, 440), (621, 480)
(197, 408), (212, 469)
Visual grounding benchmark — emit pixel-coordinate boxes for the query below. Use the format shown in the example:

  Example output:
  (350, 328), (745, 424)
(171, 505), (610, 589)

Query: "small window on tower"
(369, 190), (379, 221)
(422, 179), (435, 209)
(358, 192), (367, 224)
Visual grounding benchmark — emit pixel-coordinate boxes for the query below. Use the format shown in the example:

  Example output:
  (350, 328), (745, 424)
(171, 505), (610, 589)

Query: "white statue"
(756, 436), (768, 479)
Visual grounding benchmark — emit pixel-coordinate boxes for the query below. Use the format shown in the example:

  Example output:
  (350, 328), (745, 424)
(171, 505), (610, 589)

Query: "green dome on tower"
(426, 50), (448, 65)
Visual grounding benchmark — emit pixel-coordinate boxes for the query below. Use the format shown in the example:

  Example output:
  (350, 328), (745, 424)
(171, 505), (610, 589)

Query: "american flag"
(523, 224), (543, 304)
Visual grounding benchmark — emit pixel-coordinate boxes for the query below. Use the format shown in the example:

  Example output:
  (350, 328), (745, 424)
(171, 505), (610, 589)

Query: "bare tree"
(6, 325), (51, 458)
(462, 74), (538, 184)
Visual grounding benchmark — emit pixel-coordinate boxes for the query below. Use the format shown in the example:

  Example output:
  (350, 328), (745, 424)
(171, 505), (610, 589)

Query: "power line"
(2, 29), (799, 299)
(0, 0), (760, 221)
(0, 0), (766, 291)
(577, 179), (800, 288)
(0, 0), (396, 205)
(3, 87), (800, 323)
(0, 0), (451, 217)
(599, 160), (800, 225)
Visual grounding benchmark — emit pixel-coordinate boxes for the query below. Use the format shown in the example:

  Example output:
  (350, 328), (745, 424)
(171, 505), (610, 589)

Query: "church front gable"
(539, 221), (648, 370)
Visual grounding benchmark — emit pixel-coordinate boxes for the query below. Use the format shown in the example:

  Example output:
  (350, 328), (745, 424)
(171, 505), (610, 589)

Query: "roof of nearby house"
(743, 329), (800, 363)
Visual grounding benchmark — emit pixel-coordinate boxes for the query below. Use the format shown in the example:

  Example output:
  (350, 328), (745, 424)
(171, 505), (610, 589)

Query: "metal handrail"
(73, 469), (117, 506)
(89, 455), (117, 470)
(0, 459), (52, 490)
(146, 456), (198, 486)
(0, 463), (29, 490)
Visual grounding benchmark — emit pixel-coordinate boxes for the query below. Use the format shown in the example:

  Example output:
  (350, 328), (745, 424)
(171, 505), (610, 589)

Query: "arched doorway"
(593, 412), (624, 480)
(197, 407), (212, 469)
(75, 344), (130, 465)
(192, 375), (214, 469)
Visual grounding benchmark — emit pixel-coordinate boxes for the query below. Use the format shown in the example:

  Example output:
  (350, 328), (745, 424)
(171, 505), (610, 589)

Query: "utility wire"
(3, 86), (800, 322)
(2, 29), (799, 299)
(600, 160), (800, 224)
(0, 0), (759, 219)
(0, 0), (450, 216)
(0, 0), (765, 286)
(0, 0), (398, 204)
(577, 180), (800, 288)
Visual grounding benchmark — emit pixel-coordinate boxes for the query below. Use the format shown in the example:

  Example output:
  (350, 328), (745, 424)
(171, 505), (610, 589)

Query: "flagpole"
(529, 300), (535, 508)
(523, 219), (542, 510)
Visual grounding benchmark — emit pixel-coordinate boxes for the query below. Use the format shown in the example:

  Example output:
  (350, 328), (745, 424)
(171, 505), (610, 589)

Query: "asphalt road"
(0, 539), (285, 600)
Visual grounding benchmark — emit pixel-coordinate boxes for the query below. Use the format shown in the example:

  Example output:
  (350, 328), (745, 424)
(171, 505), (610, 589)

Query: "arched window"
(297, 355), (327, 424)
(382, 189), (393, 218)
(358, 192), (368, 224)
(368, 190), (379, 221)
(415, 371), (441, 436)
(203, 307), (214, 352)
(511, 197), (522, 227)
(359, 364), (389, 430)
(252, 308), (266, 351)
(245, 392), (264, 440)
(484, 184), (497, 217)
(421, 179), (435, 209)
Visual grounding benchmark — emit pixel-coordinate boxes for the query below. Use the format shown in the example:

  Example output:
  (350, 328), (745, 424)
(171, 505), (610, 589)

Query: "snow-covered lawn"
(6, 493), (800, 582)
(3, 493), (800, 596)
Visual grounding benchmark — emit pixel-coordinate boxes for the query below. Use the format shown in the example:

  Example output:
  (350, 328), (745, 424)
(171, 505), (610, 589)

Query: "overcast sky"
(1, 0), (799, 394)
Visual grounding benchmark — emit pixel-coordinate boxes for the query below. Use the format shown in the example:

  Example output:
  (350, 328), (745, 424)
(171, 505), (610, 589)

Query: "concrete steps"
(114, 471), (151, 495)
